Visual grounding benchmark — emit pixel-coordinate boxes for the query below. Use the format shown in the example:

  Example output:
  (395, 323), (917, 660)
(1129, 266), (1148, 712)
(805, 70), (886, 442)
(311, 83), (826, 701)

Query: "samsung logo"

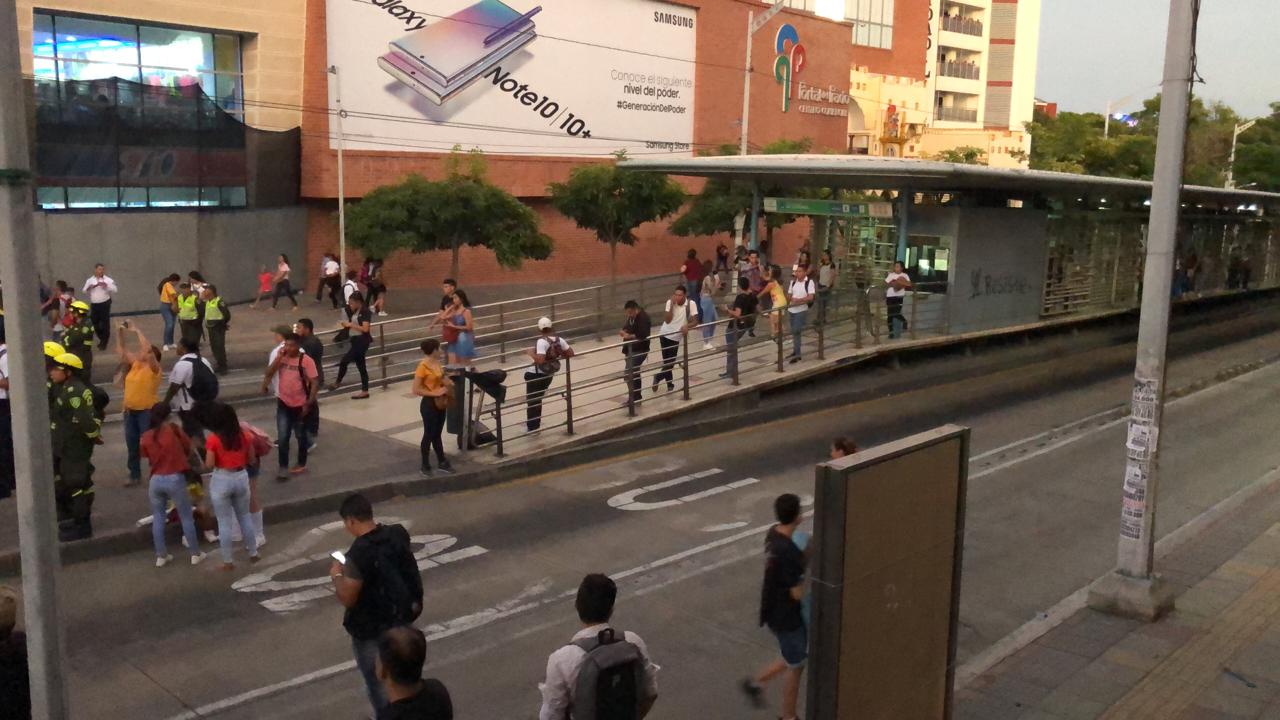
(654, 11), (694, 29)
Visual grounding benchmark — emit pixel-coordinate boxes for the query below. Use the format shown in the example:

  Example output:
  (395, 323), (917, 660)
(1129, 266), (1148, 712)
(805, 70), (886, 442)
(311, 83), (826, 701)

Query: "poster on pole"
(325, 0), (697, 157)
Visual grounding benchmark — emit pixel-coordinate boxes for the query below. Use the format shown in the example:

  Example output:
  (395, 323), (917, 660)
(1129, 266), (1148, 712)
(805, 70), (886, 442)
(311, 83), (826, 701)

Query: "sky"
(1037, 0), (1279, 120)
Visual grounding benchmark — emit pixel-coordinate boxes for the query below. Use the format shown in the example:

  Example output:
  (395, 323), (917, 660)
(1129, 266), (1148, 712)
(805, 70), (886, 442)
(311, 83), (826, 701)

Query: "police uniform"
(50, 373), (99, 540)
(62, 315), (95, 377)
(177, 293), (202, 347)
(204, 294), (231, 373)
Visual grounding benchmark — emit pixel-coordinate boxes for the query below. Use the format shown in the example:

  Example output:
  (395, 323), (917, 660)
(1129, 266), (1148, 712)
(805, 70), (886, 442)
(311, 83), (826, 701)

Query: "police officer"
(48, 352), (100, 541)
(43, 340), (64, 404)
(202, 284), (231, 375)
(175, 282), (202, 348)
(62, 300), (94, 377)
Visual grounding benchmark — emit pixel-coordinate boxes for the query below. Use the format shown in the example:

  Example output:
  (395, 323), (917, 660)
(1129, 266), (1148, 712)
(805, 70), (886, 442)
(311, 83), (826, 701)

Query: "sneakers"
(288, 465), (307, 475)
(350, 391), (370, 400)
(378, 311), (388, 317)
(155, 554), (174, 568)
(307, 441), (318, 452)
(203, 530), (219, 544)
(788, 356), (801, 364)
(255, 535), (267, 549)
(703, 342), (715, 351)
(275, 472), (290, 483)
(420, 467), (433, 478)
(190, 552), (206, 566)
(436, 461), (455, 475)
(740, 679), (764, 708)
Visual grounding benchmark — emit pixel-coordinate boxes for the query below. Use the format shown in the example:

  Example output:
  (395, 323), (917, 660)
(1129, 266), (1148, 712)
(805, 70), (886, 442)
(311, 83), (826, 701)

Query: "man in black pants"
(652, 285), (698, 394)
(82, 263), (117, 350)
(296, 318), (325, 447)
(524, 317), (573, 431)
(330, 293), (373, 399)
(619, 300), (651, 405)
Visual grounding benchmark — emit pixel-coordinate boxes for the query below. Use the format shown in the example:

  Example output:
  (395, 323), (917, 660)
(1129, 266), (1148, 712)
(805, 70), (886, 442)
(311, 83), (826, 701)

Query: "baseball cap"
(537, 317), (553, 331)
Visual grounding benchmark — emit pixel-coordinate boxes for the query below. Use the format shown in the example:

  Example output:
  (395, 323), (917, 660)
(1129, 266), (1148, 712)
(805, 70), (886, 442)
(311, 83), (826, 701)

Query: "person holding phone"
(116, 322), (162, 487)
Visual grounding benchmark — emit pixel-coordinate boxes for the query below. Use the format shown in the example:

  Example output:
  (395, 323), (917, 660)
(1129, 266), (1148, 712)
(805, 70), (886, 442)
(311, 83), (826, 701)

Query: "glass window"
(119, 187), (149, 208)
(66, 187), (120, 209)
(148, 187), (200, 207)
(53, 16), (141, 83)
(33, 13), (56, 60)
(221, 187), (247, 207)
(36, 187), (66, 210)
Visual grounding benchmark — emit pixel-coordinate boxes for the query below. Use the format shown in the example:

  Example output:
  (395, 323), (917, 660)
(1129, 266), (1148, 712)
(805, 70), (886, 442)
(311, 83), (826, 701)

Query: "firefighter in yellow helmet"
(62, 300), (95, 378)
(44, 340), (64, 403)
(48, 352), (100, 541)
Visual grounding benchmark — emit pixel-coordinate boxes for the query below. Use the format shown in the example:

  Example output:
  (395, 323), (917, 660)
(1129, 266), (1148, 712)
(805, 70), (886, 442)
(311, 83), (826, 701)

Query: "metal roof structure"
(620, 155), (1280, 212)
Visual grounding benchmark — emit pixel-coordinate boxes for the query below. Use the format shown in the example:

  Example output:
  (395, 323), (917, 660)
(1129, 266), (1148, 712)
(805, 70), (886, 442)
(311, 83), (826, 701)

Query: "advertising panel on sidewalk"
(324, 0), (697, 157)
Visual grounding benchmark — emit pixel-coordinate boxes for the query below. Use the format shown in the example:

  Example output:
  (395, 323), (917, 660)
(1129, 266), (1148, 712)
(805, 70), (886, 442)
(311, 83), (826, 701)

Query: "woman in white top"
(271, 253), (298, 310)
(884, 261), (912, 339)
(653, 285), (698, 394)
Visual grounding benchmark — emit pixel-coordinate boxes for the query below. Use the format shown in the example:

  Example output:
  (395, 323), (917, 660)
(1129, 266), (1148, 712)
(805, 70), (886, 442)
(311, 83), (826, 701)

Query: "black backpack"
(570, 627), (650, 720)
(183, 356), (219, 404)
(370, 526), (422, 627)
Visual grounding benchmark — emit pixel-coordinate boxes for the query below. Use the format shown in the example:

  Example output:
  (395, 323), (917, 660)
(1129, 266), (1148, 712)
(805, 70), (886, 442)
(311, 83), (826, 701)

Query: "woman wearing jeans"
(202, 402), (261, 570)
(412, 339), (454, 477)
(116, 324), (162, 487)
(138, 403), (205, 567)
(157, 274), (180, 350)
(271, 253), (298, 310)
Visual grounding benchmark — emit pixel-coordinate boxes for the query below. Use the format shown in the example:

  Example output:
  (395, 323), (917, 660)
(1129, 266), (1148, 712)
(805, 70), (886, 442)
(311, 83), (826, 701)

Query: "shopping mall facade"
(13, 0), (1039, 309)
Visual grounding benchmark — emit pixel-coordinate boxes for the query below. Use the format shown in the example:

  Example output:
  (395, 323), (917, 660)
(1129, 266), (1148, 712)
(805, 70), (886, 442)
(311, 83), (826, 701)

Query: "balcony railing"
(941, 16), (984, 36)
(935, 106), (979, 123)
(938, 60), (981, 81)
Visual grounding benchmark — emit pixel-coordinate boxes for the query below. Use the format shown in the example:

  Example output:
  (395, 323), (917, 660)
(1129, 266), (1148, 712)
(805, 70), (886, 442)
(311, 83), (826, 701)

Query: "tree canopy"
(670, 138), (815, 240)
(344, 147), (552, 279)
(929, 146), (987, 165)
(548, 151), (686, 285)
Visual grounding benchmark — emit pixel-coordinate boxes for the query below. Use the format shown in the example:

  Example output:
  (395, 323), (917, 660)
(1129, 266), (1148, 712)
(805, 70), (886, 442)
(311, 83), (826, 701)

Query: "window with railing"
(941, 15), (984, 36)
(937, 59), (980, 81)
(935, 106), (979, 123)
(32, 12), (244, 121)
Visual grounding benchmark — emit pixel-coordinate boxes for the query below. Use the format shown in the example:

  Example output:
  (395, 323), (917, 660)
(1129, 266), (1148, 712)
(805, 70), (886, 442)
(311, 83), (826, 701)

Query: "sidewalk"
(956, 481), (1280, 720)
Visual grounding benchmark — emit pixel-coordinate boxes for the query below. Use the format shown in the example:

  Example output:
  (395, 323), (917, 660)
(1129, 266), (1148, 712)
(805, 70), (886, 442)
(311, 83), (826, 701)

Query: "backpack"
(369, 526), (423, 627)
(183, 356), (219, 404)
(536, 336), (566, 375)
(570, 628), (650, 720)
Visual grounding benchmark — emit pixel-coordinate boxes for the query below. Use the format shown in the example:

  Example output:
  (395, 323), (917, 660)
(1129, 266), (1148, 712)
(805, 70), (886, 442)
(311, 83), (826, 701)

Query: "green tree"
(929, 146), (987, 165)
(547, 151), (686, 289)
(670, 138), (814, 251)
(344, 147), (552, 280)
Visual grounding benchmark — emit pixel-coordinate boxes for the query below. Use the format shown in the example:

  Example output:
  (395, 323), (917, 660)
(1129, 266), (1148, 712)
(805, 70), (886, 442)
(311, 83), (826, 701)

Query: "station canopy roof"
(620, 155), (1280, 212)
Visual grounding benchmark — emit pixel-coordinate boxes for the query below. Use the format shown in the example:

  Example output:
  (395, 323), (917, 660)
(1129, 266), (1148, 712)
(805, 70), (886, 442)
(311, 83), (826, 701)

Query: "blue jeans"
(352, 635), (390, 718)
(789, 310), (808, 358)
(276, 401), (310, 471)
(149, 473), (199, 557)
(159, 303), (176, 347)
(724, 324), (745, 377)
(124, 409), (151, 482)
(209, 468), (257, 563)
(699, 295), (718, 342)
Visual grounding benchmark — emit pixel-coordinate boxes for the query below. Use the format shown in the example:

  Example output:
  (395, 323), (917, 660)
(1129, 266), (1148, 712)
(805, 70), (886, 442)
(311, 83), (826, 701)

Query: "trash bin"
(446, 366), (466, 440)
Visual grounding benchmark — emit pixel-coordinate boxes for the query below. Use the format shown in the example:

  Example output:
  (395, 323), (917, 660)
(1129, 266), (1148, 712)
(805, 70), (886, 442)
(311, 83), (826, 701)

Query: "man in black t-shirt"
(295, 318), (325, 447)
(741, 494), (806, 720)
(330, 494), (424, 720)
(619, 300), (652, 403)
(378, 626), (453, 720)
(722, 277), (759, 379)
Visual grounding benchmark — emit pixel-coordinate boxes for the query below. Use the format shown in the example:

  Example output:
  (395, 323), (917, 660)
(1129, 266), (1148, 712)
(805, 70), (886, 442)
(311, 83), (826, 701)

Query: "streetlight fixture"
(1225, 119), (1257, 189)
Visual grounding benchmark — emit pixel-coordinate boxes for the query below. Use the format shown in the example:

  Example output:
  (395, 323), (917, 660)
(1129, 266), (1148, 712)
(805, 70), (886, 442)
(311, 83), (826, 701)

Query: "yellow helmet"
(43, 341), (65, 359)
(70, 300), (90, 313)
(52, 353), (83, 371)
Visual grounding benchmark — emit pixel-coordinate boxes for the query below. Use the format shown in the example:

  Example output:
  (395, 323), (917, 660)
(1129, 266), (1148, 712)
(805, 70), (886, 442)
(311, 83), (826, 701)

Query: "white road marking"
(700, 522), (750, 532)
(968, 406), (1124, 463)
(608, 469), (762, 511)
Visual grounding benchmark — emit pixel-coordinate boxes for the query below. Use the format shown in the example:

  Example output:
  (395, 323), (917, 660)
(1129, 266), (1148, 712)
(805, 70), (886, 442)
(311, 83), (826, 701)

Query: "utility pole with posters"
(0, 1), (73, 716)
(1087, 0), (1197, 621)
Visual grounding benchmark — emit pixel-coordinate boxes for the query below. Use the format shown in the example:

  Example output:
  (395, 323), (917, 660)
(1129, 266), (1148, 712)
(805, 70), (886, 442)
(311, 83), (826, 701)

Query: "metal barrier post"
(595, 287), (604, 341)
(564, 357), (574, 434)
(624, 347), (637, 417)
(494, 400), (504, 457)
(909, 293), (919, 340)
(682, 334), (691, 400)
(499, 302), (507, 364)
(776, 313), (785, 372)
(817, 314), (825, 360)
(731, 324), (741, 386)
(855, 299), (863, 349)
(379, 325), (388, 389)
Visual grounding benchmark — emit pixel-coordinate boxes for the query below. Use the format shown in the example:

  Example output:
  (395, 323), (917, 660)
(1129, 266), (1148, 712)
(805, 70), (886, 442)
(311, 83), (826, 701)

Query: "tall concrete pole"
(1088, 0), (1196, 622)
(0, 2), (72, 716)
(328, 66), (347, 275)
(739, 11), (753, 156)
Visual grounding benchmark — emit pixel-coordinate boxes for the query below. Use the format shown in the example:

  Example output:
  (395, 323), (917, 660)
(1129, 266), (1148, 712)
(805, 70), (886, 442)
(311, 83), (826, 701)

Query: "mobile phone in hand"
(331, 550), (346, 565)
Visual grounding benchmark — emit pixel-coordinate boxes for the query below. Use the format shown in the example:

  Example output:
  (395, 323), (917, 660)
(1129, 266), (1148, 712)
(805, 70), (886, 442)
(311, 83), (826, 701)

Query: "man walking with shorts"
(742, 493), (807, 720)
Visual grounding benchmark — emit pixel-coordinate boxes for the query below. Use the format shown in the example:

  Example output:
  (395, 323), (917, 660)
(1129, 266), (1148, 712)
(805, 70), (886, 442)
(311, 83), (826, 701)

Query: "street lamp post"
(1087, 0), (1196, 622)
(739, 0), (786, 156)
(1226, 119), (1257, 189)
(328, 65), (348, 275)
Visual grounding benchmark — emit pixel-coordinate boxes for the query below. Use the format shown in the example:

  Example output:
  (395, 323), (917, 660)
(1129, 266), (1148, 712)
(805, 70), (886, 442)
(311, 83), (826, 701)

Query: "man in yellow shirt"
(116, 323), (162, 486)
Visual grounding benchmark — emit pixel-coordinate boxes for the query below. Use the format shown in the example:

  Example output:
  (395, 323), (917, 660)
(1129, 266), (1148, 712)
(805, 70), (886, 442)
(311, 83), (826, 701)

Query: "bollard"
(855, 301), (863, 349)
(499, 302), (507, 364)
(776, 315), (784, 372)
(564, 356), (574, 434)
(494, 399), (505, 458)
(731, 326), (741, 386)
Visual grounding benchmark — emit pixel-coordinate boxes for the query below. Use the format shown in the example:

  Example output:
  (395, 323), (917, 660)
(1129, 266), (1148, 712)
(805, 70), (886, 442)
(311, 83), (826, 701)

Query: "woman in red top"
(139, 403), (205, 567)
(202, 402), (261, 570)
(681, 248), (705, 300)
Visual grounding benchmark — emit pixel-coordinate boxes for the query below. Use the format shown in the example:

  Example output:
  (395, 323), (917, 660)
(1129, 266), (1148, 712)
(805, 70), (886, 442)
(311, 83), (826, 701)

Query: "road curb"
(4, 294), (1280, 574)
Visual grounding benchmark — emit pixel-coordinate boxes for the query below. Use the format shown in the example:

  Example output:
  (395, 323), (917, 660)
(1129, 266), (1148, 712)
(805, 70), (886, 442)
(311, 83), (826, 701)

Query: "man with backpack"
(786, 264), (816, 364)
(538, 573), (659, 720)
(524, 317), (573, 432)
(260, 332), (319, 480)
(330, 493), (423, 720)
(164, 339), (218, 449)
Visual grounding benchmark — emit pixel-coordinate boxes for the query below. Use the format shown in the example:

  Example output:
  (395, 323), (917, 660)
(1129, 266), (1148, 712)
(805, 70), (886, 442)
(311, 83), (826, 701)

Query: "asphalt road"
(9, 328), (1280, 720)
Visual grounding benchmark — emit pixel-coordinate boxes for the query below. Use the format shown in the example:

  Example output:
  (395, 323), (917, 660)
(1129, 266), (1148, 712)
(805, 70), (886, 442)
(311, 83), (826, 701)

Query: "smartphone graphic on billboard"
(379, 0), (538, 106)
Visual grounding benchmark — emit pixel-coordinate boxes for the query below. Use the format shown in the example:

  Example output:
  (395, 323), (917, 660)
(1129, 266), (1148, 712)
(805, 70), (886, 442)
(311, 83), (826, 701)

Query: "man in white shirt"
(319, 254), (342, 308)
(162, 338), (216, 445)
(786, 264), (816, 364)
(539, 574), (659, 720)
(82, 263), (117, 350)
(525, 317), (574, 431)
(885, 261), (913, 339)
(342, 270), (361, 306)
(653, 285), (698, 394)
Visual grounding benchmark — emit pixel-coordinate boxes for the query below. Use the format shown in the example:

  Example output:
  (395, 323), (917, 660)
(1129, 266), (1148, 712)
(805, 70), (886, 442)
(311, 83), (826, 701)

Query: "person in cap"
(62, 300), (95, 378)
(48, 352), (100, 541)
(523, 317), (573, 432)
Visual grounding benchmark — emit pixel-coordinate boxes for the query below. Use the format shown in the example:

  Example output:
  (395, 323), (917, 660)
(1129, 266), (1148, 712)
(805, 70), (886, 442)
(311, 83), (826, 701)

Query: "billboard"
(324, 0), (697, 158)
